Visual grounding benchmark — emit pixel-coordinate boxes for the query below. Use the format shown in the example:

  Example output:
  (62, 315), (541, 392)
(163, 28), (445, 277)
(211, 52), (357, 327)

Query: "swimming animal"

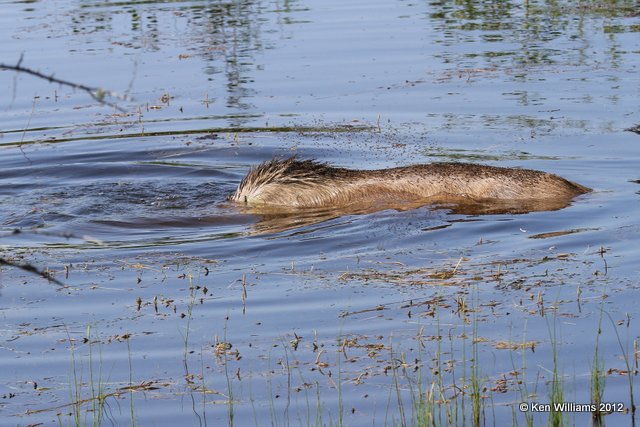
(230, 157), (590, 210)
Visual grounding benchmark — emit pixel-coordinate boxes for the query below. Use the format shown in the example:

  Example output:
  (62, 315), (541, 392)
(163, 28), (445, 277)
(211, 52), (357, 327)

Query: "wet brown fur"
(230, 157), (590, 209)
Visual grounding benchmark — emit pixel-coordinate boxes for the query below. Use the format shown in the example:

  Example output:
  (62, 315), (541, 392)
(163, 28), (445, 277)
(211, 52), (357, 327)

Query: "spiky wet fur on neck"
(230, 157), (590, 209)
(230, 157), (355, 206)
(236, 158), (339, 193)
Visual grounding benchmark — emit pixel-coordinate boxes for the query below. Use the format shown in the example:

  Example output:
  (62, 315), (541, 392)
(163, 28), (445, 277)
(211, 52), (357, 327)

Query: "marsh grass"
(388, 289), (489, 427)
(267, 352), (277, 426)
(590, 353), (605, 426)
(126, 337), (136, 427)
(387, 344), (407, 427)
(591, 298), (606, 426)
(469, 290), (483, 427)
(55, 272), (636, 427)
(65, 326), (129, 427)
(283, 335), (315, 426)
(546, 314), (564, 427)
(338, 349), (344, 427)
(181, 272), (207, 426)
(88, 327), (108, 427)
(604, 311), (637, 420)
(405, 335), (434, 426)
(510, 321), (535, 427)
(191, 276), (638, 427)
(222, 319), (234, 427)
(67, 329), (82, 426)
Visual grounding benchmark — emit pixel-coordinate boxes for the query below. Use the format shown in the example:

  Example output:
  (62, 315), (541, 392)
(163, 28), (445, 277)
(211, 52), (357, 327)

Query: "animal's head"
(230, 157), (335, 205)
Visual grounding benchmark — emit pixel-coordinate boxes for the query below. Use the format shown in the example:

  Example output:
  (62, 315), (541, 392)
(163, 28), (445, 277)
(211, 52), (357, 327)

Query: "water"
(1, 0), (639, 425)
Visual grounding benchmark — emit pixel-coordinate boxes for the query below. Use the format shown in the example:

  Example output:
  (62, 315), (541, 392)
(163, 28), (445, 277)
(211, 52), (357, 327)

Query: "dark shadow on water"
(93, 213), (255, 229)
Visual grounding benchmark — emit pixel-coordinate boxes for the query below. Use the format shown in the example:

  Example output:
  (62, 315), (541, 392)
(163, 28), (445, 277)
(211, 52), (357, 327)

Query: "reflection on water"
(238, 195), (591, 234)
(3, 0), (638, 143)
(428, 0), (636, 67)
(65, 0), (267, 118)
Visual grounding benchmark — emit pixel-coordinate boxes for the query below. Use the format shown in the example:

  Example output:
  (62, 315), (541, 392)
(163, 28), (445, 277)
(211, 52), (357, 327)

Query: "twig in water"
(0, 258), (66, 287)
(1, 54), (130, 111)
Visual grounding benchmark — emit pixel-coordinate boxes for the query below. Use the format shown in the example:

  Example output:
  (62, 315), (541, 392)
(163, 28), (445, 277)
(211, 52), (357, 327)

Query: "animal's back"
(230, 158), (590, 209)
(391, 162), (589, 200)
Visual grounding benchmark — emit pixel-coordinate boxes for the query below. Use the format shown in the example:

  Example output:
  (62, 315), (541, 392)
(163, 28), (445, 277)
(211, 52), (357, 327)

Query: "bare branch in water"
(5, 228), (105, 246)
(1, 54), (130, 112)
(0, 229), (105, 287)
(0, 258), (66, 287)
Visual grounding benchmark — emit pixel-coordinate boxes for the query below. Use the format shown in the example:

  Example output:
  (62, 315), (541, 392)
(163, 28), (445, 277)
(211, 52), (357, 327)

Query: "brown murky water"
(1, 0), (639, 425)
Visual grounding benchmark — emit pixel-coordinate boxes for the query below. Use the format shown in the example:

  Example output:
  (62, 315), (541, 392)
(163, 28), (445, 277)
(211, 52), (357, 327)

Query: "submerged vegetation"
(6, 249), (635, 426)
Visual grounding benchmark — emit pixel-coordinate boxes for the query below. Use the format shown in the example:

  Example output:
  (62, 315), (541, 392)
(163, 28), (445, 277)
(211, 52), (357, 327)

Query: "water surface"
(1, 0), (639, 425)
